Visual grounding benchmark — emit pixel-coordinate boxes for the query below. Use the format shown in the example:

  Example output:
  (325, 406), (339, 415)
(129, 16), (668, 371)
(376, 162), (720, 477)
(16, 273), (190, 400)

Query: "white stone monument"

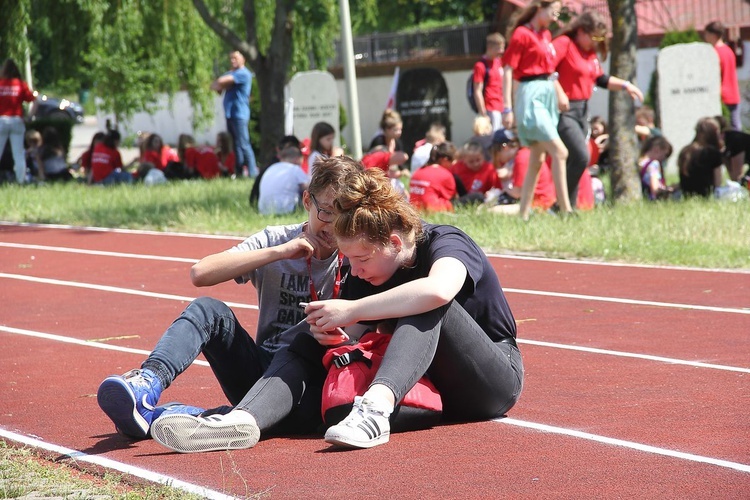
(287, 71), (340, 145)
(657, 42), (722, 175)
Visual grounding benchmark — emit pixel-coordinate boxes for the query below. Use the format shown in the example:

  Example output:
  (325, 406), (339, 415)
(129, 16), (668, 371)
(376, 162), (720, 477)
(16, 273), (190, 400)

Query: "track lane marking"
(0, 429), (238, 499)
(4, 221), (748, 274)
(2, 271), (745, 315)
(518, 338), (750, 373)
(2, 324), (748, 477)
(504, 287), (750, 315)
(0, 242), (198, 263)
(496, 418), (750, 474)
(0, 273), (258, 311)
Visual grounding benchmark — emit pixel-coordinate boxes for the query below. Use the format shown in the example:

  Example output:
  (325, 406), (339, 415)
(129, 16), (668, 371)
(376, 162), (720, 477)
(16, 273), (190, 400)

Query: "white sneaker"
(324, 396), (391, 449)
(150, 409), (260, 453)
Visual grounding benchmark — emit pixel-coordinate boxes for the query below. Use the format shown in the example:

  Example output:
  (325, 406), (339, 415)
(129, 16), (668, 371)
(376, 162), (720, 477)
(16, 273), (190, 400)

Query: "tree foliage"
(12, 0), (491, 164)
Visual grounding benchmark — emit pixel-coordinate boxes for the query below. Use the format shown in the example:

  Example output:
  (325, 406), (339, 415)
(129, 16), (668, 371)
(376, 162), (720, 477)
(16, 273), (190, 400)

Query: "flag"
(284, 97), (294, 136)
(385, 67), (399, 110)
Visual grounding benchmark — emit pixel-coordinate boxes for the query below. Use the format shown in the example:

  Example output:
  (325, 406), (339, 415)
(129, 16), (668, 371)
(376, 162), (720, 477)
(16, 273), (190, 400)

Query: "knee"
(185, 296), (231, 319)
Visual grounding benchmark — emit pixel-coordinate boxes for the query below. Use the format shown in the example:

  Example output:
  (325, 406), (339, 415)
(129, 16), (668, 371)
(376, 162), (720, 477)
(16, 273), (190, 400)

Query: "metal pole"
(24, 26), (33, 88)
(338, 0), (362, 159)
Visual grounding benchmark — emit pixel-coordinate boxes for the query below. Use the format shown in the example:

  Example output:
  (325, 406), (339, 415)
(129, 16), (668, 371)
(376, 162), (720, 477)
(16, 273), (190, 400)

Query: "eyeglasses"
(310, 193), (336, 223)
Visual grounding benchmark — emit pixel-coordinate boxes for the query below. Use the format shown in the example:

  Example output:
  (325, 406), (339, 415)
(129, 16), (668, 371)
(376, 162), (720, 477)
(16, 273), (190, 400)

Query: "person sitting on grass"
(257, 145), (309, 215)
(638, 135), (674, 201)
(97, 156), (362, 444)
(409, 141), (458, 212)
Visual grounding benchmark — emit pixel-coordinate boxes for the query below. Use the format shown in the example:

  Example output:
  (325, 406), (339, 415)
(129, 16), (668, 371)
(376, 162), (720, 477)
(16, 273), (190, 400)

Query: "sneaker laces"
(339, 396), (389, 428)
(124, 369), (153, 389)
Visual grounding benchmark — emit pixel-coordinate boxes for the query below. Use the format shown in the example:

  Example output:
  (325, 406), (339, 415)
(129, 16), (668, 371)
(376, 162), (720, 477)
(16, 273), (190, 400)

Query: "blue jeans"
(226, 118), (257, 177)
(0, 116), (27, 183)
(142, 297), (325, 433)
(373, 300), (524, 421)
(101, 169), (133, 185)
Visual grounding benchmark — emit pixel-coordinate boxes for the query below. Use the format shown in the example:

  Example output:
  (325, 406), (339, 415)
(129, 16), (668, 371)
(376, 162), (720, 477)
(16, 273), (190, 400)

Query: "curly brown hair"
(334, 168), (423, 246)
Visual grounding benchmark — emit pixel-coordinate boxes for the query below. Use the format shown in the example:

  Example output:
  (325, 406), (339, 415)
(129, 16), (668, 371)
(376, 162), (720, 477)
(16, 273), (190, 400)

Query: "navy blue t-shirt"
(341, 223), (516, 342)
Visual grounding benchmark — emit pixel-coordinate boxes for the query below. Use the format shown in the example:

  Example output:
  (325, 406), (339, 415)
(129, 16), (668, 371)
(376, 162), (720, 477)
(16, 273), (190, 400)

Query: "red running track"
(1, 222), (748, 498)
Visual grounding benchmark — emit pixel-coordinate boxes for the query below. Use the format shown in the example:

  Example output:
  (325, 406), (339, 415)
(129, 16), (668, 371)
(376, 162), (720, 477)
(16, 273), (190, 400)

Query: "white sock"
(361, 390), (394, 415)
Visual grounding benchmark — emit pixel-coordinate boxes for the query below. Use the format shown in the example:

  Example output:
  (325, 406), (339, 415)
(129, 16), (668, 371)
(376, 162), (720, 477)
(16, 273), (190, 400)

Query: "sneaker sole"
(97, 376), (149, 439)
(324, 430), (390, 449)
(151, 414), (260, 453)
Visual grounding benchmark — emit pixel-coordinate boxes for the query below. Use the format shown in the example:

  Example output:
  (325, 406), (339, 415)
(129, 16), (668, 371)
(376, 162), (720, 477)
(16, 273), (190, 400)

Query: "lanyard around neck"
(307, 251), (344, 301)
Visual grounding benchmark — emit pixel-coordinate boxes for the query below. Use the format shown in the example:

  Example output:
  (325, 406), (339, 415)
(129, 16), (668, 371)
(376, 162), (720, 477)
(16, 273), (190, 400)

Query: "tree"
(607, 0), (641, 202)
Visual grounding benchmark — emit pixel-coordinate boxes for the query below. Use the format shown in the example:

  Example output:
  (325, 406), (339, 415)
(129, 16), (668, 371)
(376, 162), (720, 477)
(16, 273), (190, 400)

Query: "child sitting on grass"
(638, 135), (674, 201)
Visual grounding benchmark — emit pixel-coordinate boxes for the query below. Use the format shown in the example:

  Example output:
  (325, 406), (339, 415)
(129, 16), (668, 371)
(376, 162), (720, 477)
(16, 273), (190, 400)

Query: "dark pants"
(373, 300), (524, 421)
(558, 100), (590, 208)
(142, 297), (325, 434)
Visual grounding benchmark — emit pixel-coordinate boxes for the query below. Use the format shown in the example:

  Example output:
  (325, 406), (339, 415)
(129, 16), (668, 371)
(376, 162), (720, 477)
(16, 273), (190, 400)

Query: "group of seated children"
(404, 127), (596, 215)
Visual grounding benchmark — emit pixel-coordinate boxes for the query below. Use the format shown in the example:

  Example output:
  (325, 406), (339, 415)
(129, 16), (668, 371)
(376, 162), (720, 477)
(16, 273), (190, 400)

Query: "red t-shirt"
(502, 25), (556, 79)
(409, 165), (456, 212)
(715, 44), (740, 105)
(361, 150), (392, 172)
(218, 151), (236, 175)
(0, 78), (35, 116)
(141, 146), (180, 170)
(587, 137), (600, 167)
(512, 147), (556, 209)
(451, 159), (502, 195)
(90, 143), (124, 183)
(576, 168), (594, 210)
(552, 36), (603, 101)
(473, 56), (504, 111)
(185, 146), (222, 179)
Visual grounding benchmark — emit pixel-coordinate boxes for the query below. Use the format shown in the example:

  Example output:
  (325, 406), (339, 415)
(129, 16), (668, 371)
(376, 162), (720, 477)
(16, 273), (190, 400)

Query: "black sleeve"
(453, 173), (468, 196)
(595, 74), (610, 89)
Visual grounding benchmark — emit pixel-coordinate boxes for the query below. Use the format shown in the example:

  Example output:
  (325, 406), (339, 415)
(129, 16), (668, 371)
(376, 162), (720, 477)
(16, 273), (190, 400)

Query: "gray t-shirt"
(229, 223), (343, 354)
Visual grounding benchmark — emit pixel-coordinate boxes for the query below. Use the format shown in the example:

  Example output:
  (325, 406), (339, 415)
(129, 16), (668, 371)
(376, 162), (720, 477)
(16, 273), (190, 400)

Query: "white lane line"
(2, 271), (745, 316)
(505, 287), (750, 315)
(518, 338), (750, 373)
(0, 273), (258, 311)
(0, 428), (238, 500)
(2, 323), (747, 376)
(2, 327), (747, 475)
(0, 242), (198, 263)
(0, 326), (209, 366)
(4, 221), (748, 275)
(0, 221), (242, 241)
(496, 418), (750, 474)
(487, 252), (750, 274)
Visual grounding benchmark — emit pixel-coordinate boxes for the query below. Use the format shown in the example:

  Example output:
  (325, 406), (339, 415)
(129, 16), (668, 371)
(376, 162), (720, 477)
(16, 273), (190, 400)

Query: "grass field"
(1, 178), (748, 269)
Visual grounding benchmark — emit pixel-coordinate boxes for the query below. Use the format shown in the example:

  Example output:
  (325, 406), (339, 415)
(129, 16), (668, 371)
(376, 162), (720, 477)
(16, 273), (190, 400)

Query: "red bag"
(321, 332), (443, 432)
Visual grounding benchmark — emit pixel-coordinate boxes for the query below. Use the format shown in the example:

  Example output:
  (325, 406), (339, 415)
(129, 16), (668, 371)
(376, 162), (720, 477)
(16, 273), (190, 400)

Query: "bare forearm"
(191, 245), (287, 287)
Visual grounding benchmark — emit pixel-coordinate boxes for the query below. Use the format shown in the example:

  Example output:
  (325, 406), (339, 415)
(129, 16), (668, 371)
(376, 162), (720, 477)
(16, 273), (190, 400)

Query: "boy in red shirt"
(451, 139), (502, 204)
(704, 20), (741, 131)
(409, 142), (457, 212)
(89, 130), (133, 185)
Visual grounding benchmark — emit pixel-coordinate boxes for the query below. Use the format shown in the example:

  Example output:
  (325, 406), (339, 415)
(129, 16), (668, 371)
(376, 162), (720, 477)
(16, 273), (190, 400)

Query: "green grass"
(1, 179), (748, 269)
(0, 441), (209, 499)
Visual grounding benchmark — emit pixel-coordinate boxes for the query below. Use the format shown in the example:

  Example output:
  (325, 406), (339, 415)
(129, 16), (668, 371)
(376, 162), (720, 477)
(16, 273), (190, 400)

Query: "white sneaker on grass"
(324, 396), (391, 449)
(150, 409), (260, 453)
